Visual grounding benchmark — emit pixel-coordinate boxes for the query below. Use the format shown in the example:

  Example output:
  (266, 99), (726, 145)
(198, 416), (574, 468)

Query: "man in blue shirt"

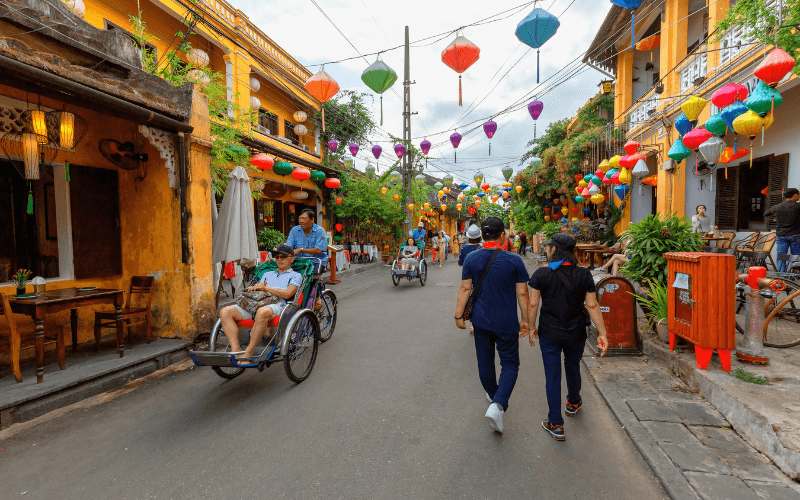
(219, 245), (302, 359)
(455, 217), (530, 434)
(285, 208), (328, 273)
(411, 222), (426, 251)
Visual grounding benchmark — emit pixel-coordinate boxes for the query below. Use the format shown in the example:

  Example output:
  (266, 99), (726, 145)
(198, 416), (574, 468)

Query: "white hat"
(418, 222), (424, 227)
(465, 224), (481, 239)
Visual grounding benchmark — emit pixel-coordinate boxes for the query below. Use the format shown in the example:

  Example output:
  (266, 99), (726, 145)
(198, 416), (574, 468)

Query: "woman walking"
(524, 233), (608, 441)
(437, 230), (446, 267)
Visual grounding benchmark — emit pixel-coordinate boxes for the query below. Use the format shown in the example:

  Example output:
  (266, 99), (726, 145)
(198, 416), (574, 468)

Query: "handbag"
(463, 249), (501, 321)
(237, 290), (280, 316)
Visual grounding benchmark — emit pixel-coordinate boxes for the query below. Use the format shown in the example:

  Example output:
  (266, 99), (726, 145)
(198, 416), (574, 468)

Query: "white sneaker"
(485, 403), (504, 434)
(485, 392), (493, 404)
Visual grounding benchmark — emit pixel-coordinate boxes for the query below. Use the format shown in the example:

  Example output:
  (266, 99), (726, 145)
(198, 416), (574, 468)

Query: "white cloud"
(237, 0), (611, 186)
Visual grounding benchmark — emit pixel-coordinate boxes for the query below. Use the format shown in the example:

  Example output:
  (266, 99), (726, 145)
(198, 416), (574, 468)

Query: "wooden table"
(9, 288), (125, 383)
(701, 236), (730, 248)
(576, 244), (606, 267)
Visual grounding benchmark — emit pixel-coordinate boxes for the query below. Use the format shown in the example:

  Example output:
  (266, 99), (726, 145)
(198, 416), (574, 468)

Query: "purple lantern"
(349, 144), (359, 157)
(450, 132), (462, 163)
(372, 145), (382, 159)
(394, 143), (405, 158)
(420, 140), (431, 155)
(483, 120), (497, 156)
(528, 100), (544, 140)
(327, 139), (338, 152)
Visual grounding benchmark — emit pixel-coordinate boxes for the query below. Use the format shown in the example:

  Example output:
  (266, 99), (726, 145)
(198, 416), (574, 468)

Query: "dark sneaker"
(542, 419), (565, 441)
(565, 399), (582, 417)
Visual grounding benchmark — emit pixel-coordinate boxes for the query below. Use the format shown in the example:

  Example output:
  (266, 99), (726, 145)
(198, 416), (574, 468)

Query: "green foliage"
(714, 0), (800, 76)
(541, 221), (562, 239)
(635, 279), (669, 322)
(257, 227), (286, 249)
(621, 213), (703, 285)
(731, 368), (771, 385)
(319, 90), (377, 169)
(330, 170), (404, 240)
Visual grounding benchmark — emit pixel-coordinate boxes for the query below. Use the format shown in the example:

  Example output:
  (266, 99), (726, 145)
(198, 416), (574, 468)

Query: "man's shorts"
(233, 302), (287, 321)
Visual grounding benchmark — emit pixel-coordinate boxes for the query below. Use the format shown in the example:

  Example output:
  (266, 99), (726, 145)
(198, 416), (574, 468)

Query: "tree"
(318, 91), (376, 169)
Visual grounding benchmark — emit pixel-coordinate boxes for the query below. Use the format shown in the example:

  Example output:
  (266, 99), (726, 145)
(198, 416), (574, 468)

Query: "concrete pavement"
(0, 257), (666, 499)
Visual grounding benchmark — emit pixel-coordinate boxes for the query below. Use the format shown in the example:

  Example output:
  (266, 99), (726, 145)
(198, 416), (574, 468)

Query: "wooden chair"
(752, 232), (777, 270)
(733, 232), (761, 252)
(718, 232), (736, 249)
(94, 276), (155, 349)
(0, 293), (23, 383)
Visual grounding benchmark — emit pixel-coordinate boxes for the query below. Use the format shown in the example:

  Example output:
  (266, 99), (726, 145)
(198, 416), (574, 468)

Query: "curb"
(334, 259), (385, 279)
(585, 360), (700, 500)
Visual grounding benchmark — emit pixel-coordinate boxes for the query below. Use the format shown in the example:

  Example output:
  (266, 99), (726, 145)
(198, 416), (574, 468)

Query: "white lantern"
(249, 76), (261, 92)
(63, 0), (85, 18)
(293, 111), (308, 123)
(187, 69), (210, 86)
(588, 182), (600, 195)
(295, 124), (308, 137)
(291, 191), (309, 200)
(22, 133), (40, 180)
(250, 96), (261, 110)
(186, 48), (209, 68)
(698, 136), (726, 166)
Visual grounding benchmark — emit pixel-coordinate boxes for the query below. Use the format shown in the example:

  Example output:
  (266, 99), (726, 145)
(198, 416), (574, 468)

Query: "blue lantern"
(515, 8), (560, 83)
(575, 195), (585, 203)
(477, 192), (486, 198)
(610, 0), (646, 48)
(583, 207), (591, 216)
(458, 182), (469, 190)
(721, 101), (748, 131)
(667, 138), (691, 163)
(674, 113), (695, 137)
(614, 184), (630, 198)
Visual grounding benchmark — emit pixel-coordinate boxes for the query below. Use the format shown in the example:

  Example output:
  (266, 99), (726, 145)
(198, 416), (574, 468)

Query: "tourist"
(525, 233), (608, 441)
(399, 237), (420, 273)
(691, 205), (713, 234)
(520, 232), (528, 256)
(437, 230), (446, 267)
(458, 225), (481, 266)
(412, 222), (426, 252)
(765, 188), (800, 272)
(455, 217), (530, 434)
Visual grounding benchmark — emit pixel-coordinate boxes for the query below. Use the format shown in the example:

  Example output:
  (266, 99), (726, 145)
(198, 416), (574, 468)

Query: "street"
(0, 259), (666, 499)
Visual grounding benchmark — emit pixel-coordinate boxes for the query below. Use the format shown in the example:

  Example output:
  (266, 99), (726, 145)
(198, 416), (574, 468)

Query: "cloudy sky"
(239, 0), (611, 186)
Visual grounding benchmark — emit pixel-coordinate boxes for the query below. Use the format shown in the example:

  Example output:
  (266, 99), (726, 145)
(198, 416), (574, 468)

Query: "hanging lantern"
(291, 191), (309, 200)
(249, 96), (262, 110)
(500, 166), (514, 182)
(515, 185), (522, 193)
(327, 139), (338, 152)
(186, 48), (209, 68)
(581, 187), (591, 197)
(578, 179), (588, 188)
(420, 140), (432, 155)
(46, 110), (87, 150)
(381, 187), (388, 195)
(305, 70), (340, 131)
(682, 128), (712, 151)
(459, 182), (469, 190)
(667, 138), (692, 163)
(295, 124), (308, 137)
(583, 207), (592, 216)
(441, 204), (447, 211)
(361, 56), (398, 125)
(491, 194), (499, 203)
(635, 34), (660, 51)
(721, 101), (748, 131)
(293, 110), (307, 123)
(545, 207), (551, 214)
(712, 83), (748, 108)
(474, 172), (484, 187)
(608, 155), (621, 169)
(389, 171), (400, 184)
(324, 177), (341, 189)
(588, 183), (600, 195)
(560, 206), (568, 215)
(574, 173), (584, 184)
(393, 194), (400, 201)
(443, 173), (454, 188)
(335, 223), (343, 232)
(250, 153), (274, 171)
(457, 203), (463, 211)
(273, 161), (293, 185)
(674, 113), (694, 137)
(394, 143), (405, 158)
(624, 140), (640, 155)
(424, 202), (431, 210)
(474, 195), (480, 201)
(544, 215), (551, 221)
(572, 206), (580, 215)
(681, 96), (707, 123)
(372, 145), (382, 165)
(754, 47), (796, 88)
(458, 192), (465, 201)
(443, 187), (451, 194)
(642, 175), (658, 187)
(610, 171), (621, 185)
(349, 144), (359, 157)
(480, 182), (490, 191)
(733, 110), (774, 165)
(335, 197), (343, 205)
(575, 186), (583, 196)
(483, 120), (497, 155)
(502, 191), (509, 200)
(415, 174), (426, 186)
(22, 132), (40, 180)
(21, 110), (48, 144)
(438, 190), (445, 199)
(618, 155), (634, 169)
(746, 81), (783, 117)
(450, 132), (462, 163)
(631, 159), (649, 179)
(575, 196), (584, 204)
(597, 159), (611, 173)
(698, 135), (726, 166)
(310, 170), (326, 183)
(515, 8), (560, 83)
(441, 34), (481, 106)
(718, 147), (749, 164)
(614, 184), (630, 198)
(365, 164), (376, 179)
(704, 114), (727, 136)
(619, 169), (631, 184)
(468, 205), (477, 214)
(528, 100), (544, 139)
(408, 203), (415, 211)
(609, 0), (645, 48)
(591, 193), (605, 204)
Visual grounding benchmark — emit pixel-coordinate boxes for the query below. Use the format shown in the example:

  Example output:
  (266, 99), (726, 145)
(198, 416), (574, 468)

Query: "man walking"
(764, 188), (800, 272)
(455, 217), (529, 434)
(525, 233), (608, 441)
(520, 232), (528, 256)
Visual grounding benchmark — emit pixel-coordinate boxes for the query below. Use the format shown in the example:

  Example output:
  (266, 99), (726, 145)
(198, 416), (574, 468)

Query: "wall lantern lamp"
(599, 80), (614, 95)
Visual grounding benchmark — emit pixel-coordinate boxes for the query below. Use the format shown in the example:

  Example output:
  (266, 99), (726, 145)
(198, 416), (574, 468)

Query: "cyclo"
(189, 257), (337, 382)
(391, 241), (427, 286)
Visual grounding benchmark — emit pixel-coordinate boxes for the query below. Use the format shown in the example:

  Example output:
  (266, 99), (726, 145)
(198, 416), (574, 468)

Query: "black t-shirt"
(528, 265), (597, 341)
(764, 200), (800, 237)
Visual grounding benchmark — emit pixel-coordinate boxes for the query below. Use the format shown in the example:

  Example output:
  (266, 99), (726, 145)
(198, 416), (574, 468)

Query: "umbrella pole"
(214, 262), (226, 311)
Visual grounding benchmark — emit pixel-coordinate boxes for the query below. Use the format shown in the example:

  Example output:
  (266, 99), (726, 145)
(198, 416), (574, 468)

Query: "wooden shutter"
(716, 166), (739, 230)
(69, 165), (122, 279)
(766, 154), (789, 230)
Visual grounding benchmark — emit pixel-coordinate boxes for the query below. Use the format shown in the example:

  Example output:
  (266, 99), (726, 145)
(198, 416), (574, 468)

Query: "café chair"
(718, 232), (736, 249)
(94, 276), (155, 350)
(0, 293), (23, 383)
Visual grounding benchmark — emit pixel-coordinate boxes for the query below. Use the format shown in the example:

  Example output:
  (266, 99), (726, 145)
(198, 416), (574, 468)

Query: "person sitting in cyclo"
(219, 245), (301, 360)
(399, 237), (420, 274)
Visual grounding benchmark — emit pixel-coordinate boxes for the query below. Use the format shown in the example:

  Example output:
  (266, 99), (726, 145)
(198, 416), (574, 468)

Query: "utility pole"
(402, 25), (412, 237)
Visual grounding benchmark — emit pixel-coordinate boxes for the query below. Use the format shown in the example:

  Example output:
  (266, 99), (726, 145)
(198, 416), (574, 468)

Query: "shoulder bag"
(463, 249), (502, 321)
(237, 290), (281, 316)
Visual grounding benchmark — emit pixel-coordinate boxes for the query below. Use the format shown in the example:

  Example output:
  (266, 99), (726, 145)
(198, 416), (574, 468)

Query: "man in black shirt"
(764, 188), (800, 272)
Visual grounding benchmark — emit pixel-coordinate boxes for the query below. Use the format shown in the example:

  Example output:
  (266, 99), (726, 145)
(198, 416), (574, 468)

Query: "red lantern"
(468, 205), (476, 214)
(754, 48), (796, 88)
(572, 206), (579, 214)
(304, 70), (340, 131)
(574, 174), (583, 183)
(335, 197), (343, 205)
(324, 178), (341, 189)
(682, 128), (712, 150)
(335, 223), (343, 232)
(480, 182), (490, 190)
(291, 167), (311, 181)
(250, 153), (274, 170)
(441, 35), (480, 106)
(623, 140), (640, 155)
(545, 207), (551, 214)
(712, 83), (748, 108)
(619, 155), (636, 169)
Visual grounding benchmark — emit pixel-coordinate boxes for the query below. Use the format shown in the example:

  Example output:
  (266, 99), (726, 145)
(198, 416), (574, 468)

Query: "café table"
(9, 287), (125, 383)
(576, 243), (606, 267)
(701, 236), (730, 248)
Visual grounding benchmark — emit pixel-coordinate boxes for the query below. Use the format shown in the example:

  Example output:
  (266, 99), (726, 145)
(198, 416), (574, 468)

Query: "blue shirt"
(286, 223), (328, 265)
(462, 248), (529, 336)
(259, 268), (303, 306)
(458, 244), (480, 266)
(412, 228), (426, 242)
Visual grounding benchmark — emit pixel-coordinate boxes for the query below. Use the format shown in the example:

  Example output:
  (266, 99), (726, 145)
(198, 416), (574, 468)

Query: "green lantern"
(502, 166), (514, 181)
(474, 171), (484, 187)
(389, 170), (400, 184)
(309, 170), (326, 183)
(366, 164), (376, 179)
(334, 235), (343, 242)
(442, 173), (454, 187)
(433, 182), (443, 190)
(273, 161), (293, 186)
(415, 174), (426, 186)
(361, 56), (398, 126)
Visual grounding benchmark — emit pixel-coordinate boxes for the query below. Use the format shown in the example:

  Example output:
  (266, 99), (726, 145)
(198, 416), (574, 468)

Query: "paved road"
(0, 258), (667, 499)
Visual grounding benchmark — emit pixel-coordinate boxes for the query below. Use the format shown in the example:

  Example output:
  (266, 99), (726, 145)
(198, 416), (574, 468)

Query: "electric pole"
(403, 25), (412, 237)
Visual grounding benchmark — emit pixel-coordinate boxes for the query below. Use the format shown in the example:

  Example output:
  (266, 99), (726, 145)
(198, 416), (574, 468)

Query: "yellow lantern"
(424, 202), (430, 210)
(22, 132), (40, 180)
(408, 203), (415, 211)
(491, 194), (499, 202)
(475, 200), (481, 208)
(393, 194), (400, 201)
(458, 192), (465, 201)
(502, 192), (509, 200)
(28, 109), (48, 144)
(598, 159), (611, 173)
(438, 190), (444, 199)
(515, 185), (522, 193)
(733, 110), (774, 165)
(443, 187), (451, 194)
(457, 203), (463, 211)
(619, 168), (630, 184)
(502, 182), (512, 188)
(473, 195), (479, 200)
(544, 215), (551, 221)
(607, 156), (620, 170)
(59, 112), (75, 149)
(561, 206), (568, 215)
(681, 96), (707, 122)
(381, 187), (388, 195)
(591, 193), (606, 204)
(578, 180), (588, 188)
(571, 217), (578, 221)
(441, 204), (447, 211)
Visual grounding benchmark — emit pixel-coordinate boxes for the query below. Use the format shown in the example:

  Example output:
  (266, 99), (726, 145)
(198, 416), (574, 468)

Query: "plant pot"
(382, 255), (389, 263)
(656, 320), (669, 343)
(16, 285), (26, 296)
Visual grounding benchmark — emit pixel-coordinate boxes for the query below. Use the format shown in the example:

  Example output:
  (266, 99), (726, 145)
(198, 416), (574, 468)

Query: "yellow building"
(585, 0), (797, 240)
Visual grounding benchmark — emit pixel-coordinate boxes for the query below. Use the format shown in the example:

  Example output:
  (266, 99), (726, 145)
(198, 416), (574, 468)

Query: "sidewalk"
(584, 354), (800, 499)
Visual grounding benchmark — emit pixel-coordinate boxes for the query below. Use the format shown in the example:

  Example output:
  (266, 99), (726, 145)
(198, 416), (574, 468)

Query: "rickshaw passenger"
(399, 237), (420, 273)
(219, 245), (301, 359)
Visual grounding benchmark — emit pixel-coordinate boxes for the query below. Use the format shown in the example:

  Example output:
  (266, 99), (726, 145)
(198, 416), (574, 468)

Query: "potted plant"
(635, 279), (669, 342)
(12, 268), (32, 296)
(257, 227), (285, 251)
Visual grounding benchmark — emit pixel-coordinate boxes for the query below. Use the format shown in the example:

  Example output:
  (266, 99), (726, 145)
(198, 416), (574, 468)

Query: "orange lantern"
(515, 185), (522, 193)
(457, 203), (463, 211)
(424, 202), (430, 210)
(381, 187), (388, 195)
(393, 194), (400, 201)
(491, 194), (499, 202)
(408, 203), (415, 211)
(304, 70), (340, 131)
(561, 206), (568, 215)
(475, 200), (481, 208)
(441, 204), (447, 211)
(635, 34), (660, 52)
(544, 215), (551, 221)
(443, 187), (451, 194)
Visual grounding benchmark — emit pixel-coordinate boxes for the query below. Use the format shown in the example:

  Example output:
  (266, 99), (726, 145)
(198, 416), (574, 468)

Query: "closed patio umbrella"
(212, 166), (258, 307)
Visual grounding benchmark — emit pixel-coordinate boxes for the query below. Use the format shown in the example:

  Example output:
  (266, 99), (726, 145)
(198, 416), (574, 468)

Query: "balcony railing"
(628, 92), (658, 125)
(679, 49), (708, 93)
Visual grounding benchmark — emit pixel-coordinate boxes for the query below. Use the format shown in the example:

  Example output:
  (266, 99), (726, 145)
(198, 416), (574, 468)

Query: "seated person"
(285, 208), (328, 274)
(598, 238), (631, 276)
(219, 245), (302, 359)
(399, 237), (420, 273)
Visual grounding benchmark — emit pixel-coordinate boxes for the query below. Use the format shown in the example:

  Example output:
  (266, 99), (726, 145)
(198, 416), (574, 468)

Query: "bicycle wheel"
(419, 260), (427, 286)
(209, 321), (246, 380)
(763, 286), (800, 348)
(317, 289), (338, 343)
(284, 310), (319, 383)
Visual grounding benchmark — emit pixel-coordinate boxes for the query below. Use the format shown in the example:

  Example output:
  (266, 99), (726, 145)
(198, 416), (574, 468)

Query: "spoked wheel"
(209, 321), (246, 380)
(419, 260), (427, 286)
(764, 284), (800, 348)
(317, 289), (338, 343)
(392, 261), (401, 286)
(284, 310), (320, 383)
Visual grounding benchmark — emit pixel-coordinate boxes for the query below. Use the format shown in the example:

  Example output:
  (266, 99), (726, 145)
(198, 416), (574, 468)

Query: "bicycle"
(734, 272), (800, 348)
